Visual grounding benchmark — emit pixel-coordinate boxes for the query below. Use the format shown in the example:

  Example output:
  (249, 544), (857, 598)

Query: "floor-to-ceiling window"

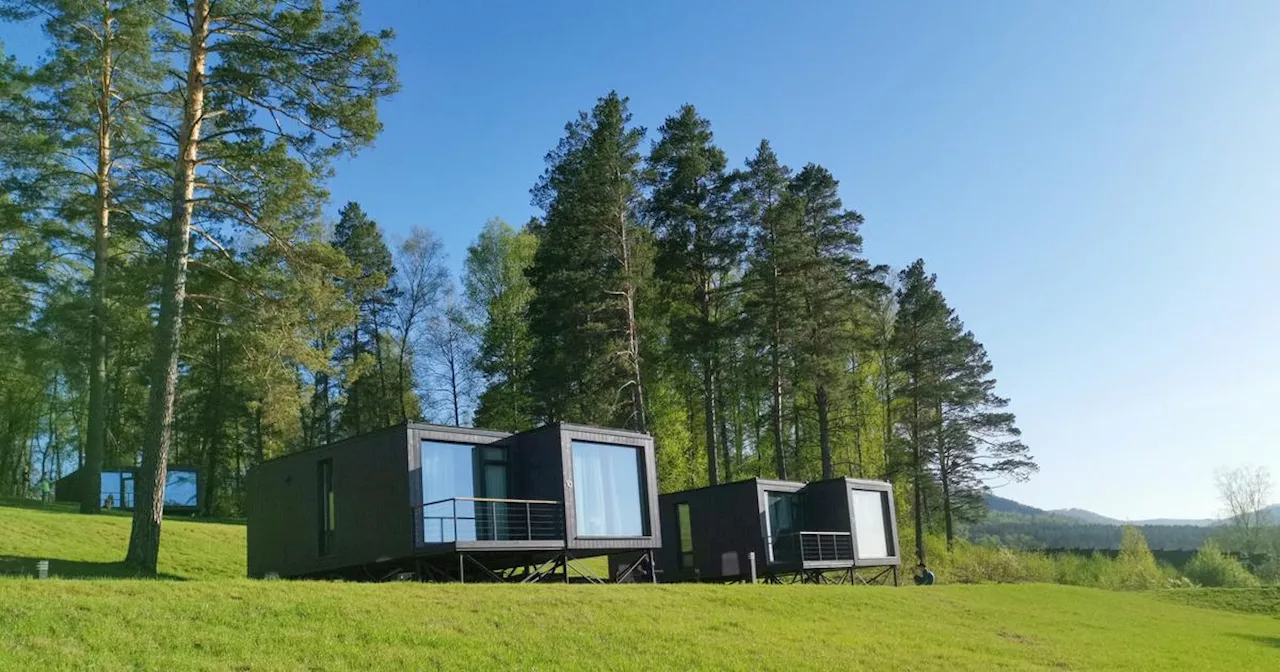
(421, 441), (478, 542)
(570, 441), (647, 537)
(765, 491), (803, 563)
(850, 489), (894, 559)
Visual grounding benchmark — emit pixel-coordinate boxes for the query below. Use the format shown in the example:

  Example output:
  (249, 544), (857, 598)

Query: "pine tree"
(2, 0), (164, 513)
(891, 259), (951, 564)
(527, 92), (650, 430)
(645, 104), (741, 484)
(127, 0), (396, 573)
(787, 163), (873, 480)
(739, 140), (801, 479)
(332, 202), (399, 436)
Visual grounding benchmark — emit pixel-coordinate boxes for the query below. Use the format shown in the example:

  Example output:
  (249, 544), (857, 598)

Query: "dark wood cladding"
(652, 477), (900, 582)
(247, 424), (411, 578)
(656, 479), (762, 582)
(248, 421), (661, 579)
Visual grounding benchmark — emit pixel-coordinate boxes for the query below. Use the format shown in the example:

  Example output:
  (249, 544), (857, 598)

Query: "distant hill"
(973, 494), (1280, 552)
(985, 494), (1046, 517)
(1051, 508), (1122, 525)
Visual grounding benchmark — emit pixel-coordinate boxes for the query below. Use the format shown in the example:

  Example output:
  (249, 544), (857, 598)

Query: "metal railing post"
(452, 498), (458, 542)
(525, 503), (532, 541)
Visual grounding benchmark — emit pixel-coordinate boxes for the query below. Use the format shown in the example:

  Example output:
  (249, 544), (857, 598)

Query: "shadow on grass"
(0, 555), (184, 580)
(1231, 633), (1280, 648)
(0, 497), (79, 513)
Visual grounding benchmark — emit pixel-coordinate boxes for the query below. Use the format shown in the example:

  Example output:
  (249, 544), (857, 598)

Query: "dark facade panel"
(247, 424), (411, 578)
(656, 479), (763, 582)
(654, 476), (901, 582)
(248, 421), (662, 579)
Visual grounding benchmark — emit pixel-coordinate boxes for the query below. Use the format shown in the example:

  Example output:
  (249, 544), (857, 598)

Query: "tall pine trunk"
(84, 3), (116, 515)
(201, 324), (224, 517)
(717, 368), (733, 483)
(911, 388), (925, 565)
(126, 0), (209, 573)
(701, 359), (718, 485)
(769, 347), (786, 479)
(936, 400), (954, 550)
(618, 205), (646, 433)
(817, 384), (832, 479)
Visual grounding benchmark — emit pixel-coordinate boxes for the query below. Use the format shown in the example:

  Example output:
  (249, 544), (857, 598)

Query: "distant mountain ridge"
(984, 494), (1279, 527)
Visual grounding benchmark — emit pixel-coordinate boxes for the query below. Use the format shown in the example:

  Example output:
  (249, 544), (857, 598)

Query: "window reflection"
(165, 471), (198, 507)
(571, 441), (646, 537)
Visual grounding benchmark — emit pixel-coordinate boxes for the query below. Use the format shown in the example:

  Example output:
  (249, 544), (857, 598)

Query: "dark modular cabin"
(54, 465), (201, 513)
(247, 422), (661, 583)
(649, 477), (901, 585)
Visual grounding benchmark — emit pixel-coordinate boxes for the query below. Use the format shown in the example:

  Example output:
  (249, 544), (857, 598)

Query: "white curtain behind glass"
(851, 489), (891, 559)
(571, 441), (644, 536)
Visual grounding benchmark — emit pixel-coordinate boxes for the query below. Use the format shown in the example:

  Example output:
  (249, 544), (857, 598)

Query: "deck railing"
(415, 497), (563, 544)
(797, 531), (854, 563)
(768, 530), (855, 564)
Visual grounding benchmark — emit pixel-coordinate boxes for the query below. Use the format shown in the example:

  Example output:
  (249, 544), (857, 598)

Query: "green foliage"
(526, 92), (650, 429)
(1184, 539), (1261, 588)
(923, 533), (1176, 590)
(466, 219), (538, 430)
(1103, 526), (1166, 590)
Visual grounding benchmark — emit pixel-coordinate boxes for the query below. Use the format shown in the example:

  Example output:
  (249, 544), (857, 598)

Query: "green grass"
(1158, 586), (1280, 618)
(0, 503), (245, 580)
(2, 503), (1278, 670)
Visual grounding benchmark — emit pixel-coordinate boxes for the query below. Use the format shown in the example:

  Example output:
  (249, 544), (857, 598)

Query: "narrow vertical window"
(318, 459), (335, 555)
(677, 503), (694, 569)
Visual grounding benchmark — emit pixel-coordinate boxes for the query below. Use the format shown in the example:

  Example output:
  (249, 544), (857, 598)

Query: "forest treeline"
(0, 2), (1033, 571)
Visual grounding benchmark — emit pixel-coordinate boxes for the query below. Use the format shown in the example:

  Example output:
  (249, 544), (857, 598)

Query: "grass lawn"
(0, 501), (245, 580)
(2, 503), (1278, 670)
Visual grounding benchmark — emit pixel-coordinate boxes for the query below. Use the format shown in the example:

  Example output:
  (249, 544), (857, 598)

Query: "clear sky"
(4, 1), (1277, 519)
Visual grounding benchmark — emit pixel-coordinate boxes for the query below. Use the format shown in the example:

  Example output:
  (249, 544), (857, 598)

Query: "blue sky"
(5, 1), (1277, 519)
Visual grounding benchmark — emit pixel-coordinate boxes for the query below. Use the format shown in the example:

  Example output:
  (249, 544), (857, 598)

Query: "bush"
(1253, 557), (1280, 584)
(1184, 540), (1261, 588)
(1099, 527), (1165, 591)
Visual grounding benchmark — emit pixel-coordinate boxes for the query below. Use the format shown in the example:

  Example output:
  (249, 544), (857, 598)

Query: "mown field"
(2, 503), (1277, 671)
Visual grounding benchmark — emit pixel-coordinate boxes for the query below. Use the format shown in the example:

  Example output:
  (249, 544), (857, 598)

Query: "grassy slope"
(0, 502), (245, 580)
(2, 504), (1277, 671)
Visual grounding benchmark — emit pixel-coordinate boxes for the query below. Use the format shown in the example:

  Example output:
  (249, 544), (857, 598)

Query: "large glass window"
(676, 503), (694, 568)
(164, 471), (198, 507)
(851, 489), (894, 559)
(766, 491), (803, 562)
(421, 441), (478, 542)
(571, 441), (646, 537)
(100, 471), (124, 509)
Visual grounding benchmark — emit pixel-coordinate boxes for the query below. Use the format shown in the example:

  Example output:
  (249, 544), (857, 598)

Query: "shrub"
(1183, 540), (1261, 588)
(1253, 556), (1280, 584)
(1099, 526), (1164, 590)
